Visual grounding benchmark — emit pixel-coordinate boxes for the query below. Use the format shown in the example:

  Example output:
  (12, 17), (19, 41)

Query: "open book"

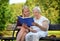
(18, 16), (34, 27)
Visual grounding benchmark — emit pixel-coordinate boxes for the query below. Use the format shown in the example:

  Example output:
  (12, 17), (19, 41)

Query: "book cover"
(18, 16), (34, 27)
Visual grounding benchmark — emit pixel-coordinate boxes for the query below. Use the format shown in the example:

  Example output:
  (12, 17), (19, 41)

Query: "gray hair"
(33, 6), (41, 13)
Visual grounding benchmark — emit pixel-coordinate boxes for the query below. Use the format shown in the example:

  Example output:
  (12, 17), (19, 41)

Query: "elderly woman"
(25, 6), (50, 41)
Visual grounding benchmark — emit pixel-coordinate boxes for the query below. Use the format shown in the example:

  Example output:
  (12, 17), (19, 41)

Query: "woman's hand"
(29, 28), (37, 33)
(25, 29), (29, 33)
(22, 23), (30, 30)
(22, 23), (26, 27)
(32, 22), (38, 26)
(22, 23), (27, 28)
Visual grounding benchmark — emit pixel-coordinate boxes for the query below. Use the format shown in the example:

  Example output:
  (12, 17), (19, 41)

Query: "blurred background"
(0, 0), (60, 38)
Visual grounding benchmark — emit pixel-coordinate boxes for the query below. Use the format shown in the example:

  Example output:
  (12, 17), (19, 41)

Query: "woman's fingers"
(30, 28), (37, 33)
(32, 22), (35, 26)
(32, 30), (37, 33)
(25, 29), (29, 33)
(22, 23), (27, 27)
(32, 22), (38, 26)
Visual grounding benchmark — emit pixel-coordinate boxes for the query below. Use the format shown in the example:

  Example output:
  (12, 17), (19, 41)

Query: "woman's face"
(33, 10), (39, 17)
(23, 8), (30, 16)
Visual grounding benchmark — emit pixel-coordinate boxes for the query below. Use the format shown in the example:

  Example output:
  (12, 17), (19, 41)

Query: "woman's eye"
(25, 11), (29, 13)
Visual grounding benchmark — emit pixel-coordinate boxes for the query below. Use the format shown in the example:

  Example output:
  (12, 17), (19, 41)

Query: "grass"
(3, 31), (60, 38)
(0, 31), (60, 41)
(48, 31), (60, 37)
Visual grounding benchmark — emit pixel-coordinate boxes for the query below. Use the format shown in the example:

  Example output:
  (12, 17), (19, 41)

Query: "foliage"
(0, 0), (12, 31)
(58, 0), (60, 24)
(9, 3), (24, 23)
(25, 0), (59, 24)
(0, 0), (59, 37)
(9, 0), (59, 24)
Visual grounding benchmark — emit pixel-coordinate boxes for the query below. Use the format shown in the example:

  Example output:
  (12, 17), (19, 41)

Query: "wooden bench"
(12, 24), (60, 41)
(0, 24), (60, 41)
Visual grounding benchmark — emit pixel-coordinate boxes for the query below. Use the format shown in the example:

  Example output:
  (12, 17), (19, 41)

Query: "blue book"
(18, 16), (34, 27)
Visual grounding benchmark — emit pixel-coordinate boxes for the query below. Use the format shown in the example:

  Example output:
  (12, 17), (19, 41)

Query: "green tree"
(58, 0), (60, 24)
(0, 0), (12, 31)
(9, 0), (59, 24)
(9, 3), (24, 23)
(25, 0), (59, 24)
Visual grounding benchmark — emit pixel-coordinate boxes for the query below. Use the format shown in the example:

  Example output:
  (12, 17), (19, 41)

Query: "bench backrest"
(12, 21), (60, 37)
(49, 24), (60, 30)
(16, 18), (60, 30)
